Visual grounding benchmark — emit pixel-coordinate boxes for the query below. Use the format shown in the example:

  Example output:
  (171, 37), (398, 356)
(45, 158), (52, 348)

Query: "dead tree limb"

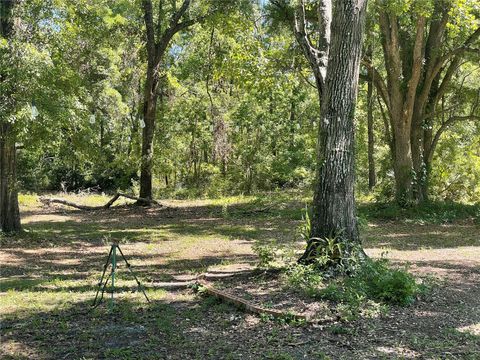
(196, 280), (308, 322)
(40, 192), (162, 210)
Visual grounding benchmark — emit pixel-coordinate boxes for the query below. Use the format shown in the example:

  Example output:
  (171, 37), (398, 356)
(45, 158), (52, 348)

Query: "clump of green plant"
(352, 258), (421, 305)
(318, 258), (426, 313)
(314, 258), (427, 319)
(285, 254), (426, 319)
(284, 262), (324, 297)
(252, 243), (277, 269)
(297, 204), (312, 243)
(297, 206), (364, 275)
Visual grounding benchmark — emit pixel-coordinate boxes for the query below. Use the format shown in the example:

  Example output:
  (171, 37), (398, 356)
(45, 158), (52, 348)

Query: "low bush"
(319, 258), (422, 306)
(285, 257), (428, 319)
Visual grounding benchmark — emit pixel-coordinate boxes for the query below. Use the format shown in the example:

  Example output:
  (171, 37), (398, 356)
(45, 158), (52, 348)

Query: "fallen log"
(195, 280), (308, 322)
(40, 192), (161, 210)
(232, 204), (275, 216)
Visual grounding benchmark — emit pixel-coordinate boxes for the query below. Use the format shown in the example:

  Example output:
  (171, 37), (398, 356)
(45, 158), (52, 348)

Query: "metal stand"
(92, 243), (150, 309)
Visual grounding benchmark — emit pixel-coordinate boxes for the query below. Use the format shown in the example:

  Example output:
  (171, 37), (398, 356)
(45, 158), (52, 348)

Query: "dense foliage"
(2, 0), (479, 203)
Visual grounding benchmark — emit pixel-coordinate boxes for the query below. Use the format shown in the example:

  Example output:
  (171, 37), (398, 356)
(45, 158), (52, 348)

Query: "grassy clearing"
(1, 192), (479, 359)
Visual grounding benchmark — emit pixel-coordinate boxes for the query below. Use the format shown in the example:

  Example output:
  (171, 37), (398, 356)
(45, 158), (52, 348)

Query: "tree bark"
(0, 124), (21, 232)
(0, 0), (21, 233)
(295, 0), (368, 263)
(377, 13), (426, 204)
(139, 63), (159, 200)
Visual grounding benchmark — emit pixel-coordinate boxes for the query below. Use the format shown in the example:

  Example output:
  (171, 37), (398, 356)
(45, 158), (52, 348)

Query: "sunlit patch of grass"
(18, 193), (41, 210)
(0, 290), (89, 315)
(456, 323), (480, 336)
(144, 288), (168, 301)
(206, 195), (259, 207)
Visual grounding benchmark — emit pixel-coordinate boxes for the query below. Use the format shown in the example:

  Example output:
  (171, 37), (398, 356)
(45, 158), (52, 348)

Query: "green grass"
(358, 201), (480, 224)
(2, 192), (478, 359)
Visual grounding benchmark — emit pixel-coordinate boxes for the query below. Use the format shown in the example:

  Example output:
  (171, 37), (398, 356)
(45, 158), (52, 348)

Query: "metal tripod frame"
(92, 243), (150, 309)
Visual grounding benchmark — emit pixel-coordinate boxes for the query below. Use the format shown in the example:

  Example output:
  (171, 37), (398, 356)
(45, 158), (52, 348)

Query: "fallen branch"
(232, 204), (275, 216)
(195, 280), (308, 322)
(40, 192), (162, 210)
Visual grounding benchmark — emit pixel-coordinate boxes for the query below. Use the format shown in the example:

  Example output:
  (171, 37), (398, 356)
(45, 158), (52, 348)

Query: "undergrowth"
(358, 201), (480, 224)
(284, 258), (429, 320)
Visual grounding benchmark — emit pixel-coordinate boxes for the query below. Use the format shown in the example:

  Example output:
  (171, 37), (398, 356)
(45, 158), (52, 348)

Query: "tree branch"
(293, 0), (330, 94)
(377, 95), (394, 155)
(434, 26), (480, 99)
(402, 16), (426, 124)
(416, 7), (449, 113)
(40, 193), (163, 211)
(427, 114), (480, 164)
(362, 59), (391, 114)
(378, 12), (403, 107)
(153, 0), (193, 67)
(441, 27), (480, 63)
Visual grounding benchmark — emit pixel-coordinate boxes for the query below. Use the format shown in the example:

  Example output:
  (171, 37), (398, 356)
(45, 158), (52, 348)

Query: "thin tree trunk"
(367, 71), (376, 190)
(289, 100), (295, 149)
(139, 64), (158, 201)
(100, 113), (105, 148)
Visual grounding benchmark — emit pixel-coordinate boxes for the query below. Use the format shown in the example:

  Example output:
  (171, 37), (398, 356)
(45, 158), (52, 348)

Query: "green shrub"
(355, 259), (419, 305)
(285, 263), (324, 297)
(252, 243), (277, 269)
(285, 257), (426, 319)
(318, 258), (423, 306)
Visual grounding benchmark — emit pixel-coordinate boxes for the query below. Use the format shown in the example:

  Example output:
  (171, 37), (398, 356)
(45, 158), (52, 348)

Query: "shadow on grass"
(0, 246), (256, 291)
(363, 222), (480, 250)
(3, 199), (476, 253)
(1, 268), (479, 360)
(4, 202), (300, 250)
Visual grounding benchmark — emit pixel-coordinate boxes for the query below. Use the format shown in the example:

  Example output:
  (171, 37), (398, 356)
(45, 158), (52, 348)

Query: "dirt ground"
(0, 195), (479, 359)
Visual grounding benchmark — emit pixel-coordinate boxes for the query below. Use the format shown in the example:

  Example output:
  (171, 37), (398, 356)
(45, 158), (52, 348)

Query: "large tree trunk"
(393, 122), (414, 204)
(296, 0), (368, 263)
(0, 124), (21, 232)
(0, 0), (21, 233)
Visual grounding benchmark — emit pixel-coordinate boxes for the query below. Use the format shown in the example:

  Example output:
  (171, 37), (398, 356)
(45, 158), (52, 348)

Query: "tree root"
(40, 192), (162, 210)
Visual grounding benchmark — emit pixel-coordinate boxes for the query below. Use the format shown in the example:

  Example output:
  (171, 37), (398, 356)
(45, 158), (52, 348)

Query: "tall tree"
(364, 0), (480, 204)
(366, 45), (376, 190)
(274, 0), (368, 263)
(0, 0), (21, 233)
(140, 0), (195, 200)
